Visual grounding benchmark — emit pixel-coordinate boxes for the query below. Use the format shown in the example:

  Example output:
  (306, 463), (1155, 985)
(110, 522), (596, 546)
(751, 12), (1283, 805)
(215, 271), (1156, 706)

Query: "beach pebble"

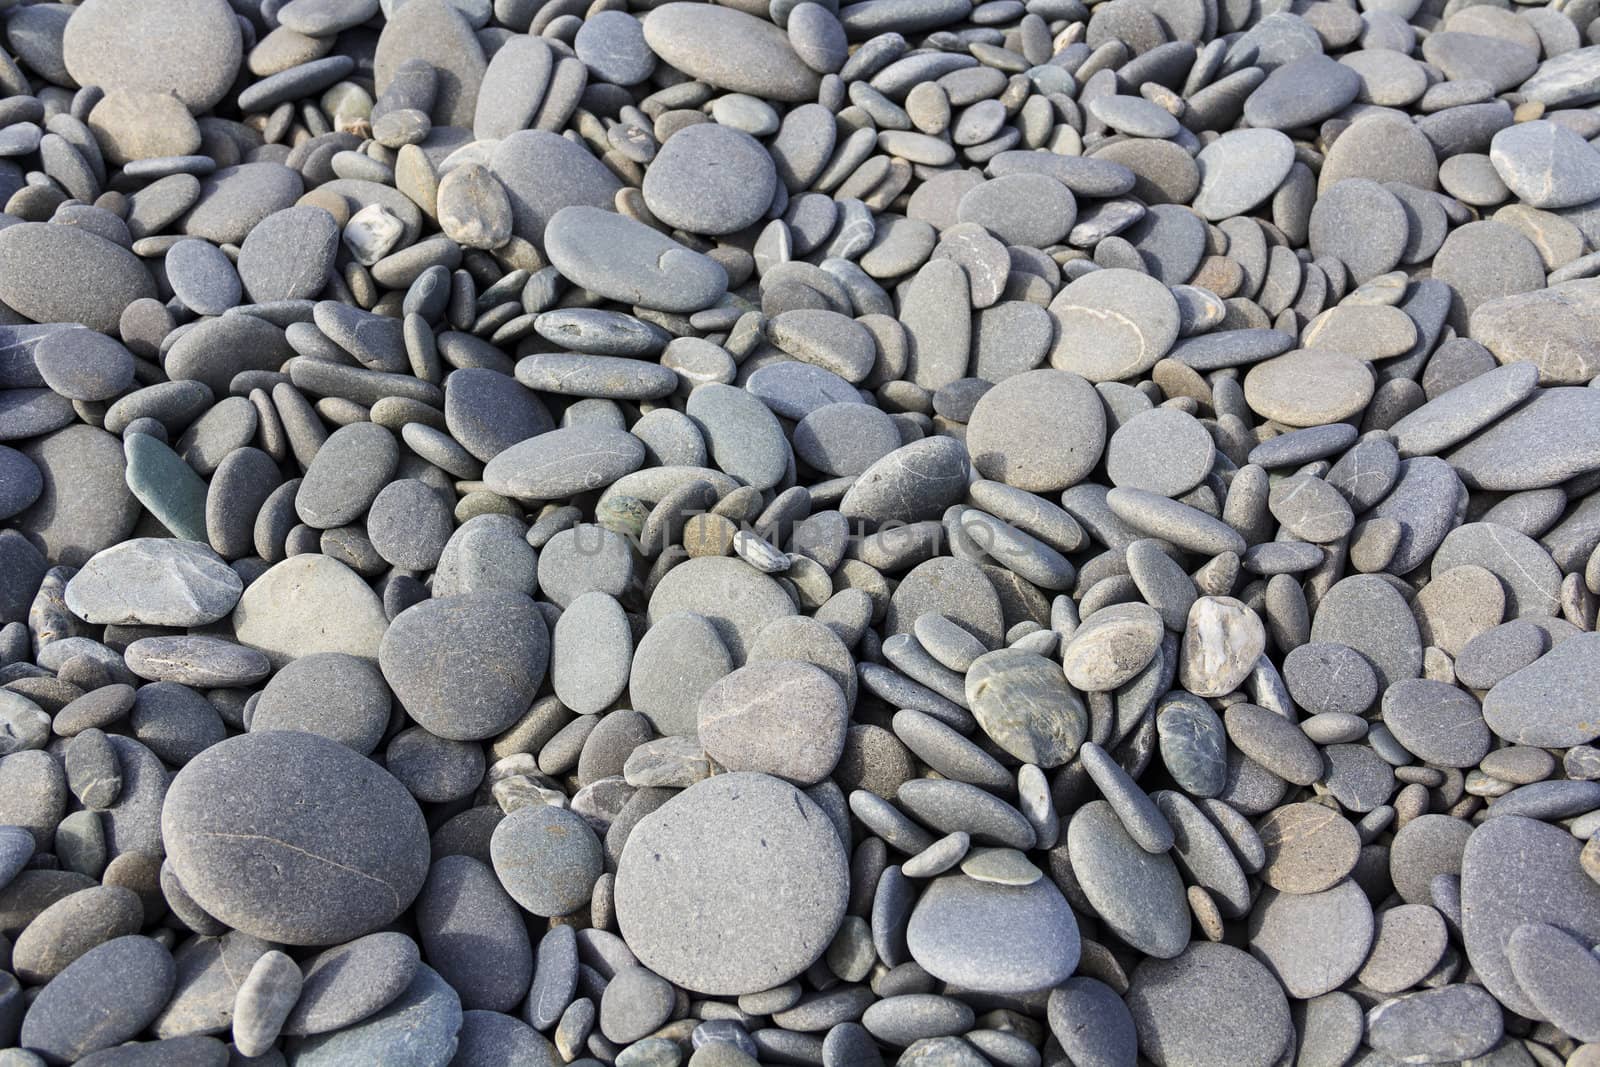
(614, 773), (849, 995)
(162, 731), (430, 945)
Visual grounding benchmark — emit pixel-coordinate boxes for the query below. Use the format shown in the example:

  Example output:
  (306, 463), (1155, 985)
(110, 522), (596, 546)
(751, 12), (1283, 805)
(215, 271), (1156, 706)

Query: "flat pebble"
(614, 773), (848, 995)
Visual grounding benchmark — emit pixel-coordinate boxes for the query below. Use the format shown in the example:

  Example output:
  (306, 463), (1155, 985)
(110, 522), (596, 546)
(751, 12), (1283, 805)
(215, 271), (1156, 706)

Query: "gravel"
(0, 0), (1597, 1061)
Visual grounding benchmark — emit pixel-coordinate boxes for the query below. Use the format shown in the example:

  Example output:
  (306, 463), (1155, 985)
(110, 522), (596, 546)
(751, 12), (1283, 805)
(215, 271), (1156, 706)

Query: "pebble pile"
(0, 0), (1599, 1063)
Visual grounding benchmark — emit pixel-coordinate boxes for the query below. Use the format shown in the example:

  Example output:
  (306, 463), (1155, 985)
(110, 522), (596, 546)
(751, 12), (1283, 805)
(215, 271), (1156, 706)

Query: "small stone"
(380, 591), (549, 741)
(18, 935), (176, 1064)
(1126, 942), (1292, 1067)
(1068, 800), (1188, 959)
(1048, 269), (1180, 382)
(698, 660), (848, 785)
(1365, 985), (1504, 1065)
(644, 123), (777, 236)
(1489, 120), (1600, 210)
(614, 773), (849, 995)
(964, 648), (1087, 768)
(905, 872), (1079, 994)
(1257, 803), (1360, 894)
(1179, 596), (1266, 698)
(1062, 602), (1164, 692)
(162, 731), (430, 945)
(1247, 880), (1374, 999)
(1482, 632), (1600, 747)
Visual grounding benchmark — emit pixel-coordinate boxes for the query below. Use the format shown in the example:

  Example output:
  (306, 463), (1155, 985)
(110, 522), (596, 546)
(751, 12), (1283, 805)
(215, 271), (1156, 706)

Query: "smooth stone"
(1469, 280), (1600, 386)
(251, 652), (390, 756)
(1126, 942), (1292, 1067)
(281, 932), (421, 1037)
(182, 164), (305, 246)
(1389, 361), (1541, 455)
(551, 591), (631, 716)
(1061, 602), (1165, 692)
(686, 383), (790, 492)
(1243, 55), (1361, 130)
(1357, 904), (1449, 996)
(415, 855), (531, 1012)
(237, 206), (341, 303)
(380, 591), (548, 741)
(1048, 268), (1180, 382)
(489, 131), (622, 247)
(164, 240), (239, 316)
(291, 963), (462, 1067)
(18, 936), (176, 1064)
(30, 329), (134, 402)
(699, 660), (848, 785)
(1449, 387), (1600, 491)
(1105, 407), (1215, 497)
(964, 648), (1086, 768)
(1308, 574), (1423, 689)
(967, 369), (1105, 492)
(1068, 800), (1188, 959)
(629, 612), (734, 737)
(231, 554), (389, 668)
(62, 0), (241, 112)
(642, 3), (821, 102)
(0, 223), (156, 334)
(163, 731), (429, 946)
(1247, 880), (1374, 999)
(614, 773), (849, 996)
(1507, 921), (1600, 1042)
(1156, 696), (1228, 798)
(839, 436), (971, 523)
(1257, 803), (1360, 894)
(1460, 814), (1600, 1020)
(1243, 350), (1374, 427)
(643, 124), (777, 236)
(1489, 119), (1600, 210)
(64, 539), (241, 627)
(483, 426), (646, 501)
(1381, 677), (1490, 767)
(490, 804), (602, 918)
(373, 0), (486, 128)
(122, 433), (208, 543)
(905, 873), (1079, 995)
(1179, 596), (1266, 699)
(1482, 632), (1600, 746)
(545, 206), (728, 314)
(0, 446), (42, 520)
(1365, 984), (1504, 1064)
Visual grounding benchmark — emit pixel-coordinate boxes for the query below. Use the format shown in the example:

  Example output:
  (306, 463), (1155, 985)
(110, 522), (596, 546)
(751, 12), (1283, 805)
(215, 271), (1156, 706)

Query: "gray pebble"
(614, 773), (848, 995)
(163, 731), (429, 945)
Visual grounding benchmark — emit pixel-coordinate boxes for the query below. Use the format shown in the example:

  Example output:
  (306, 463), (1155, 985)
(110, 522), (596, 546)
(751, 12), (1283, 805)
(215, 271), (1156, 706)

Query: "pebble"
(643, 123), (777, 236)
(1126, 943), (1292, 1067)
(0, 224), (156, 334)
(699, 660), (848, 784)
(379, 591), (548, 741)
(614, 773), (848, 995)
(964, 648), (1086, 768)
(1068, 800), (1188, 958)
(1048, 268), (1179, 382)
(1460, 815), (1600, 1020)
(1482, 632), (1600, 747)
(545, 206), (728, 314)
(18, 935), (176, 1064)
(905, 873), (1079, 994)
(1257, 803), (1360, 894)
(162, 731), (430, 945)
(63, 539), (242, 627)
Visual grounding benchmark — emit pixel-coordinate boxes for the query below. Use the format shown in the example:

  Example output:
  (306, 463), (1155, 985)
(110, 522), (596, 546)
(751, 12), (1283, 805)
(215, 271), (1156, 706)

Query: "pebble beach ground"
(2, 0), (1600, 1064)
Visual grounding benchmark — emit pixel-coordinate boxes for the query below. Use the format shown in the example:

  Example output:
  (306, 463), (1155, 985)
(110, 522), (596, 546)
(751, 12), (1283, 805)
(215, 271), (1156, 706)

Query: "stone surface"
(614, 773), (848, 995)
(161, 731), (430, 946)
